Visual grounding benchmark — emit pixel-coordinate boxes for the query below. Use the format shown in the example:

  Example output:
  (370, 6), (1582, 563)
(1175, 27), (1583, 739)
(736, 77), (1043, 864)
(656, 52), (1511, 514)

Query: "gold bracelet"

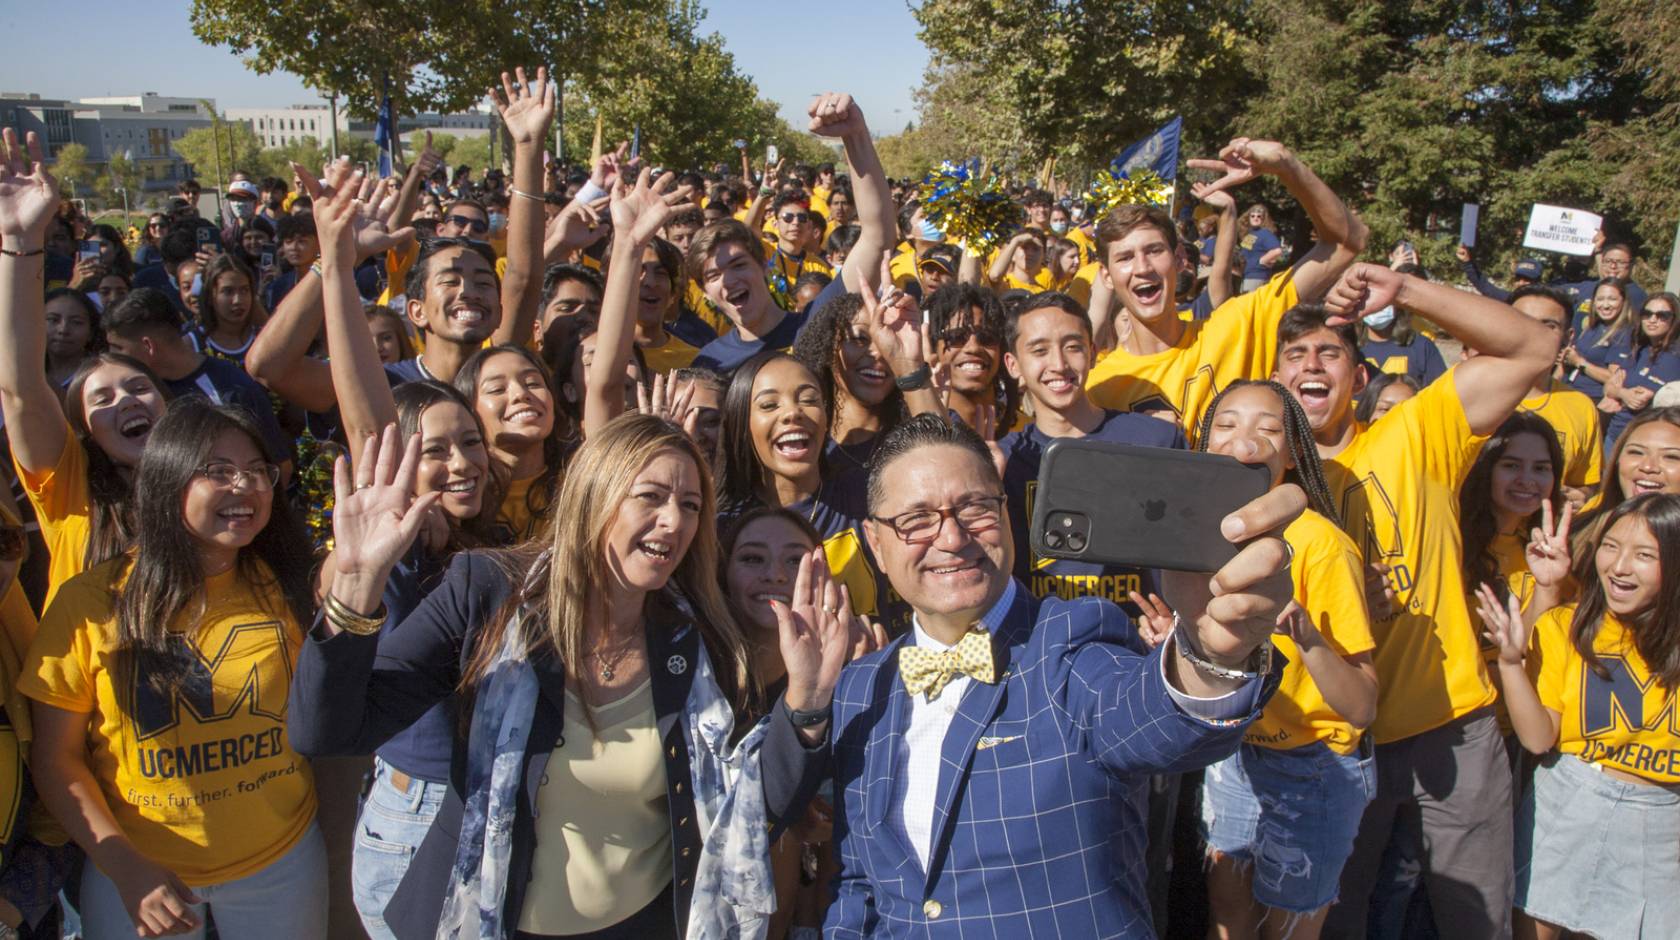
(323, 593), (386, 636)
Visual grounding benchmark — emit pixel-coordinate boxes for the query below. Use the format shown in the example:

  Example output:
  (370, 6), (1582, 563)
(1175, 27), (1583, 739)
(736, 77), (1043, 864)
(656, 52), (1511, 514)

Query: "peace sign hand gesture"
(1526, 498), (1574, 589)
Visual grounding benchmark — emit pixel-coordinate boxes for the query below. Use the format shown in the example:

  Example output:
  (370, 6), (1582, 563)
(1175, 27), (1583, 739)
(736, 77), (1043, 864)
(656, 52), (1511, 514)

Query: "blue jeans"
(78, 822), (326, 940)
(1202, 740), (1376, 913)
(352, 758), (447, 940)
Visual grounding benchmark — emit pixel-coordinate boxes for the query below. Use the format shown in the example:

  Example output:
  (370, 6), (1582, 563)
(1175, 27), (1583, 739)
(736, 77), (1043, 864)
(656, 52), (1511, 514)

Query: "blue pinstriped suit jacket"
(824, 584), (1278, 938)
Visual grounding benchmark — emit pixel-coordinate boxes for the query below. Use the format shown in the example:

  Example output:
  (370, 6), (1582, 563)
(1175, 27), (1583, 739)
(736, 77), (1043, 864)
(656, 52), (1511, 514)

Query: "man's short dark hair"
(866, 414), (999, 515)
(160, 225), (200, 267)
(825, 224), (861, 256)
(772, 191), (810, 216)
(539, 262), (605, 311)
(1021, 189), (1052, 209)
(1508, 284), (1573, 320)
(275, 213), (317, 243)
(666, 205), (704, 231)
(104, 287), (185, 338)
(817, 162), (835, 176)
(1601, 241), (1634, 258)
(671, 366), (725, 395)
(1277, 304), (1360, 360)
(405, 238), (501, 303)
(686, 219), (766, 282)
(1095, 204), (1178, 257)
(1006, 290), (1092, 351)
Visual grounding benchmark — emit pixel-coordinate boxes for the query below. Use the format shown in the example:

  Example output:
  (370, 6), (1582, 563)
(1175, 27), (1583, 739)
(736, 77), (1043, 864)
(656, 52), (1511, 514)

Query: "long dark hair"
(92, 223), (135, 279)
(791, 291), (911, 442)
(44, 287), (107, 364)
(453, 345), (567, 534)
(114, 398), (313, 696)
(1196, 379), (1340, 525)
(394, 380), (502, 550)
(1354, 373), (1422, 425)
(1458, 413), (1563, 606)
(64, 352), (170, 569)
(1632, 291), (1680, 357)
(715, 351), (827, 513)
(198, 253), (269, 339)
(1570, 493), (1680, 691)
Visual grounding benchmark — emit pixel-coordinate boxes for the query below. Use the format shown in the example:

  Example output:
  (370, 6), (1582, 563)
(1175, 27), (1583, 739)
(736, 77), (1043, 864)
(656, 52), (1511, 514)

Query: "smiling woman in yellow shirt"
(1482, 492), (1680, 940)
(22, 399), (321, 939)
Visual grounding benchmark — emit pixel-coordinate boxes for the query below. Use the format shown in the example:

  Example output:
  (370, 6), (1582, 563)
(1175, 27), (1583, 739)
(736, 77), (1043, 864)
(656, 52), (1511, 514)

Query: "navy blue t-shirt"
(1361, 335), (1448, 387)
(1605, 345), (1680, 454)
(1566, 317), (1632, 401)
(668, 304), (720, 349)
(164, 357), (293, 462)
(1239, 229), (1280, 280)
(999, 409), (1185, 615)
(373, 545), (457, 782)
(692, 307), (808, 375)
(383, 356), (433, 387)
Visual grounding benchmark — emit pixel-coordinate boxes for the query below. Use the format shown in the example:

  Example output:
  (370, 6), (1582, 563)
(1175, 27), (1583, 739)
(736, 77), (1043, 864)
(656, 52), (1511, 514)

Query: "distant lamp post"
(118, 149), (132, 221)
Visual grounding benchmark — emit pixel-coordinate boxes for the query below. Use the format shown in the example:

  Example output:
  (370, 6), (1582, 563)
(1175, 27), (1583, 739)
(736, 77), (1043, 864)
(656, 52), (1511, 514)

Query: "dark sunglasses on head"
(446, 214), (489, 234)
(779, 212), (812, 224)
(942, 324), (1001, 347)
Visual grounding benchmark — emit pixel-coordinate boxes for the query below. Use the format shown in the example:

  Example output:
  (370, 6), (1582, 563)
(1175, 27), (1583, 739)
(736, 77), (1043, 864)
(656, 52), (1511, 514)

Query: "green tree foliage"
(913, 0), (1679, 277)
(50, 142), (93, 197)
(100, 151), (142, 206)
(172, 121), (264, 188)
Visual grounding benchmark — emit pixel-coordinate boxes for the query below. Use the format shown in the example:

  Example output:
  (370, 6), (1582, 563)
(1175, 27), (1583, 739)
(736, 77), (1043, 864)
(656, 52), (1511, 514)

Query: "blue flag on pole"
(374, 78), (395, 178)
(1110, 116), (1182, 182)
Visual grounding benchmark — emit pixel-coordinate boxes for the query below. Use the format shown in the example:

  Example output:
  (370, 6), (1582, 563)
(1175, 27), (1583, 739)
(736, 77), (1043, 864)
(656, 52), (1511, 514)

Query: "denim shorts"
(352, 757), (448, 940)
(1516, 753), (1680, 939)
(1201, 739), (1376, 913)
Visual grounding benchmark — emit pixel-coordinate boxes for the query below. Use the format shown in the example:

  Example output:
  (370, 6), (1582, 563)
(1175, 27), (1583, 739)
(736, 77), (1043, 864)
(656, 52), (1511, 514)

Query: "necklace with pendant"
(591, 640), (637, 682)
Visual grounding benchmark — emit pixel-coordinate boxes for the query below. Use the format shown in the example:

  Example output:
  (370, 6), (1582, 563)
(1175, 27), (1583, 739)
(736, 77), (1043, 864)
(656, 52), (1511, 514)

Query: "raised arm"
(744, 160), (782, 233)
(387, 132), (441, 236)
(987, 232), (1030, 284)
(807, 94), (891, 294)
(247, 161), (411, 412)
(1197, 185), (1238, 308)
(1190, 139), (1366, 303)
(490, 67), (555, 348)
(301, 160), (401, 454)
(1475, 586), (1558, 755)
(583, 168), (676, 438)
(1326, 263), (1554, 434)
(0, 130), (71, 474)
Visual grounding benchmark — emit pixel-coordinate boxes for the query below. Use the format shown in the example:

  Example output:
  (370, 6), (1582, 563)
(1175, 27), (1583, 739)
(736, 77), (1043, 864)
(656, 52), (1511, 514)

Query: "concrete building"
(226, 104), (346, 149)
(0, 92), (213, 194)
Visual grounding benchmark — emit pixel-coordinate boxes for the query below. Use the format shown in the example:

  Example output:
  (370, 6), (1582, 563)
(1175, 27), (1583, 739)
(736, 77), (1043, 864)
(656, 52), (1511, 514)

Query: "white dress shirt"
(891, 580), (1018, 872)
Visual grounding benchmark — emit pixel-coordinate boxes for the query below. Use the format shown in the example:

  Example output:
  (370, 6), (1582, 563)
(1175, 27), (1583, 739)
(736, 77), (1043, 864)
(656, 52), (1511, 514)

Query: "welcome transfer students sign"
(1522, 204), (1603, 256)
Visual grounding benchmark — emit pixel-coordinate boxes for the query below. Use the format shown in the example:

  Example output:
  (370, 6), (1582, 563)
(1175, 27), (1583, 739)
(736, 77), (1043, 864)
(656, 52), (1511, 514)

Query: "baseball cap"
(919, 245), (961, 275)
(1514, 259), (1544, 281)
(227, 180), (260, 200)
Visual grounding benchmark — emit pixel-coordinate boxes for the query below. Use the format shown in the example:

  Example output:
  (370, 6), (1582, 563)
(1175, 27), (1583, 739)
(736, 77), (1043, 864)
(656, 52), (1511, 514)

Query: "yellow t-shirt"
(889, 244), (919, 289)
(985, 248), (1054, 291)
(1068, 227), (1099, 266)
(1520, 381), (1602, 488)
(1474, 533), (1543, 735)
(683, 281), (732, 337)
(19, 558), (316, 885)
(15, 430), (93, 608)
(1535, 605), (1680, 783)
(498, 474), (549, 543)
(1085, 271), (1299, 438)
(1322, 366), (1496, 743)
(1054, 261), (1101, 308)
(1246, 510), (1375, 754)
(760, 238), (833, 311)
(639, 332), (703, 375)
(519, 681), (669, 933)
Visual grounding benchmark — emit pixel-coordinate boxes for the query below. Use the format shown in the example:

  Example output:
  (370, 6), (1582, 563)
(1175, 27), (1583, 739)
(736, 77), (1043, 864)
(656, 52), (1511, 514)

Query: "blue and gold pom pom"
(916, 159), (1019, 256)
(1083, 168), (1171, 217)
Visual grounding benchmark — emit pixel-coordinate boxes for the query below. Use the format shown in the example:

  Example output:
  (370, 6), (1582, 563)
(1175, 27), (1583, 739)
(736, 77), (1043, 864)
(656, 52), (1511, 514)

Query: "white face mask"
(230, 200), (255, 221)
(1050, 221), (1069, 235)
(1363, 305), (1397, 330)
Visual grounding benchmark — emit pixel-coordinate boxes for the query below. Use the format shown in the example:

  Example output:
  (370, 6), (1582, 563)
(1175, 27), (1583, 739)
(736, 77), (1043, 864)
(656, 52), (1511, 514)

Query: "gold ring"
(823, 605), (839, 615)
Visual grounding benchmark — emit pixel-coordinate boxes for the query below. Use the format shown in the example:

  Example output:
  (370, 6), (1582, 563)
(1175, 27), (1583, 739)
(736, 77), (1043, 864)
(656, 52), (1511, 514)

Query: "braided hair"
(1196, 379), (1340, 527)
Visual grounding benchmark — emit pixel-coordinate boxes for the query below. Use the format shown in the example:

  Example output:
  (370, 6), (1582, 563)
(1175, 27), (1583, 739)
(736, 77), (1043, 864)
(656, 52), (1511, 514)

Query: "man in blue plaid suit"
(825, 415), (1301, 937)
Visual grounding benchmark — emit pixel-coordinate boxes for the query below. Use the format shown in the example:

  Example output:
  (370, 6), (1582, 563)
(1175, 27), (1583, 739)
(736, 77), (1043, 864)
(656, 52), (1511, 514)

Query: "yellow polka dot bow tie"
(898, 629), (997, 702)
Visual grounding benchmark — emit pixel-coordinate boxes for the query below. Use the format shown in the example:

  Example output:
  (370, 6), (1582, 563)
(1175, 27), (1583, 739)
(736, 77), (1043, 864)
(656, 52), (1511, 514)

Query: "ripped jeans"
(1201, 738), (1375, 913)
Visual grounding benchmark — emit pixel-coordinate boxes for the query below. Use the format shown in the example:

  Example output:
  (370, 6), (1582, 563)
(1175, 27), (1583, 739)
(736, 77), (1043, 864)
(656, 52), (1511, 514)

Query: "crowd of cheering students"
(0, 68), (1671, 940)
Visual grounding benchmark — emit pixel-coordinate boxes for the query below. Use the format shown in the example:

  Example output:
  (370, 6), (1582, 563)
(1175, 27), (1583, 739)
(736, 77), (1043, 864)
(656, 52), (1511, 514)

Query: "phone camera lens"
(1044, 529), (1065, 549)
(1066, 532), (1087, 552)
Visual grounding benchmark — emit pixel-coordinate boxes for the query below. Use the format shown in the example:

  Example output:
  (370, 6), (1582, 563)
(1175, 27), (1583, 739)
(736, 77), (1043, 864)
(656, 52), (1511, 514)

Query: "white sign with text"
(1522, 204), (1602, 256)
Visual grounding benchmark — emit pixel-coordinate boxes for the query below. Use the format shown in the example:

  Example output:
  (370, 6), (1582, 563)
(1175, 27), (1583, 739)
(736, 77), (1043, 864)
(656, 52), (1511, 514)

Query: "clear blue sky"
(0, 0), (928, 131)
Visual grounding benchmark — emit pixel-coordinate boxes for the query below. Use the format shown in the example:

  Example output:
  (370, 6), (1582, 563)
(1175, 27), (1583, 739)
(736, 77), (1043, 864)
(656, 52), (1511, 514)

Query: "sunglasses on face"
(446, 214), (489, 234)
(942, 324), (1001, 347)
(779, 212), (812, 224)
(1642, 308), (1676, 321)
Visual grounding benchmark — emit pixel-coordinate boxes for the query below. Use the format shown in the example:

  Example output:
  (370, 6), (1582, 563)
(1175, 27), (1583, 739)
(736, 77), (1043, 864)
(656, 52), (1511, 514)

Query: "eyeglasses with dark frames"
(871, 495), (1006, 543)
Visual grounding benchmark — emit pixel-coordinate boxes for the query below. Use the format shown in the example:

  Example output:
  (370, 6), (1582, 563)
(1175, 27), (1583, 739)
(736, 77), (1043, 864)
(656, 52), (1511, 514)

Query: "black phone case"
(1029, 438), (1272, 573)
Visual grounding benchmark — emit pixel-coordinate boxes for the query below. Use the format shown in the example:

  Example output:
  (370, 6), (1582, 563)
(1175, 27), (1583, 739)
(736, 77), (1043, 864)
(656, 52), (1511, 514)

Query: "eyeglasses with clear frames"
(197, 463), (281, 491)
(871, 495), (1006, 544)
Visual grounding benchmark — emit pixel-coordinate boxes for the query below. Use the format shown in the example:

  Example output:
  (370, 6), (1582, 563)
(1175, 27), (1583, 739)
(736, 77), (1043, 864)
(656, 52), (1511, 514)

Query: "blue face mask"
(916, 219), (944, 243)
(488, 212), (508, 234)
(1050, 221), (1069, 235)
(1363, 305), (1396, 330)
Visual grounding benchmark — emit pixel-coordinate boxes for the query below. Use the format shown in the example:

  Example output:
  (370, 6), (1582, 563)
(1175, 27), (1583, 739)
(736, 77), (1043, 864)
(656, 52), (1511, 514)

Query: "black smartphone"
(77, 239), (102, 263)
(1030, 439), (1272, 573)
(195, 227), (220, 254)
(258, 246), (276, 276)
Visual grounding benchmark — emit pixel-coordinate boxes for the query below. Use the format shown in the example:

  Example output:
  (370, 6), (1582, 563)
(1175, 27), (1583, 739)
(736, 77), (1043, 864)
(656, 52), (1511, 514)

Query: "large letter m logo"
(128, 621), (293, 742)
(1581, 653), (1680, 738)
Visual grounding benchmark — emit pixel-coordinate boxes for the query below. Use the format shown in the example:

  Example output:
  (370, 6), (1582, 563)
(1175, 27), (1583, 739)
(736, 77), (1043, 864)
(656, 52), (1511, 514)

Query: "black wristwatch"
(894, 364), (933, 391)
(788, 702), (833, 728)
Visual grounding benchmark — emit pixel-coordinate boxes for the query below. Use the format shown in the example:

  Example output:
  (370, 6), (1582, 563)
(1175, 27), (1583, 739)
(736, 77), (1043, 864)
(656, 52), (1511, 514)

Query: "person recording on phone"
(826, 414), (1302, 937)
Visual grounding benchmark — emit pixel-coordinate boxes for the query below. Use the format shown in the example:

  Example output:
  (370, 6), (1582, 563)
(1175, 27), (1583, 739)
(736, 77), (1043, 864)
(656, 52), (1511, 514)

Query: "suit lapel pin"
(667, 654), (688, 676)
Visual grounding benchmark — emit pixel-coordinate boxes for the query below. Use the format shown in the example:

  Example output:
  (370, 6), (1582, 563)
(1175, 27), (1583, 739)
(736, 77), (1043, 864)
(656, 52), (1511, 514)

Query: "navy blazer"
(825, 584), (1277, 938)
(288, 552), (827, 939)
